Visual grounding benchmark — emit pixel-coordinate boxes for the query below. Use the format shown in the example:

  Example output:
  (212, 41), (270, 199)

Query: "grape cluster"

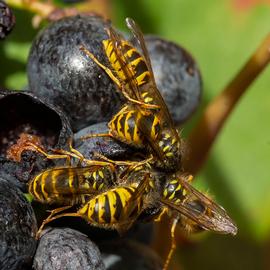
(0, 14), (202, 270)
(0, 0), (15, 40)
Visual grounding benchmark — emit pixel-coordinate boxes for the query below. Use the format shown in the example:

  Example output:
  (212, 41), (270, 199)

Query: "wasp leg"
(80, 132), (113, 141)
(25, 142), (72, 165)
(80, 46), (159, 110)
(153, 208), (167, 223)
(36, 205), (73, 239)
(163, 217), (179, 270)
(51, 140), (115, 169)
(92, 152), (153, 171)
(67, 139), (85, 166)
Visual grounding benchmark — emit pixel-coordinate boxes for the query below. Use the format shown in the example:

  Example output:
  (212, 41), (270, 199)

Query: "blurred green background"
(1, 0), (270, 269)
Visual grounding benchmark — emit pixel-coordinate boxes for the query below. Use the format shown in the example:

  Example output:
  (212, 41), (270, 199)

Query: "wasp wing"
(161, 177), (237, 235)
(116, 171), (151, 234)
(125, 17), (175, 124)
(106, 24), (142, 101)
(32, 165), (110, 195)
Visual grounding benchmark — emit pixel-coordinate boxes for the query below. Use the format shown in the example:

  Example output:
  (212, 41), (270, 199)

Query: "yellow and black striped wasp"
(80, 18), (182, 172)
(27, 143), (154, 237)
(28, 145), (237, 270)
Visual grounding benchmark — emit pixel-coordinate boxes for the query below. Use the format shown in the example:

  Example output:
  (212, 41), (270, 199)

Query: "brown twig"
(6, 0), (111, 27)
(6, 0), (55, 19)
(184, 33), (270, 175)
(153, 33), (270, 262)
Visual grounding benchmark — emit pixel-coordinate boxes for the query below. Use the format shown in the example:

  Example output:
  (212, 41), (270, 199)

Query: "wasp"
(27, 140), (152, 206)
(31, 164), (154, 238)
(80, 18), (182, 171)
(30, 156), (237, 270)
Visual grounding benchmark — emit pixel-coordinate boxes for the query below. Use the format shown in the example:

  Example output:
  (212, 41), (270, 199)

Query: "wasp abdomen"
(78, 185), (141, 226)
(103, 40), (150, 87)
(109, 106), (144, 147)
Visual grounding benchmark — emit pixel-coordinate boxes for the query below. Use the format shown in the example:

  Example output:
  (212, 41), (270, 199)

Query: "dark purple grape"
(0, 89), (72, 189)
(0, 1), (15, 40)
(73, 122), (136, 161)
(33, 227), (105, 270)
(0, 178), (37, 270)
(144, 35), (202, 125)
(27, 15), (123, 132)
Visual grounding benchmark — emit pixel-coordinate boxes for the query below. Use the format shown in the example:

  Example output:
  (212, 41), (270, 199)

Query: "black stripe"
(134, 58), (148, 76)
(121, 43), (133, 54)
(92, 198), (99, 223)
(153, 119), (161, 138)
(127, 112), (136, 140)
(114, 191), (123, 221)
(72, 170), (79, 190)
(103, 195), (111, 223)
(119, 113), (126, 135)
(127, 50), (141, 62)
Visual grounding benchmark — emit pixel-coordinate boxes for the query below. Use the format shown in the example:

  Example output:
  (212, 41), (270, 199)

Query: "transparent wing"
(162, 177), (237, 235)
(38, 165), (108, 195)
(107, 24), (142, 101)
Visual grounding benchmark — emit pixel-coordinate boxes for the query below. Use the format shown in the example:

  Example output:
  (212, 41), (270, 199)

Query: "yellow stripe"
(163, 145), (170, 152)
(98, 183), (104, 191)
(136, 71), (149, 86)
(117, 113), (125, 137)
(98, 195), (106, 223)
(163, 188), (168, 198)
(125, 48), (137, 58)
(79, 203), (89, 215)
(41, 171), (49, 200)
(150, 116), (160, 140)
(32, 176), (42, 201)
(107, 191), (116, 222)
(117, 188), (132, 208)
(169, 191), (175, 200)
(144, 97), (153, 103)
(175, 184), (181, 191)
(99, 170), (104, 179)
(68, 168), (75, 193)
(103, 40), (114, 60)
(51, 169), (62, 195)
(110, 115), (117, 131)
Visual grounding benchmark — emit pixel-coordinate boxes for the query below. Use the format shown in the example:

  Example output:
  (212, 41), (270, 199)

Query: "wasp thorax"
(156, 130), (181, 171)
(162, 178), (186, 202)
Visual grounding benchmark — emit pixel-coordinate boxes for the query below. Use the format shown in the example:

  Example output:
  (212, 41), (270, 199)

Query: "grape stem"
(6, 0), (111, 27)
(184, 33), (270, 175)
(153, 33), (270, 264)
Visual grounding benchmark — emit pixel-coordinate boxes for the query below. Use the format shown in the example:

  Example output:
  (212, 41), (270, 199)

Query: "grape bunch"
(0, 11), (202, 270)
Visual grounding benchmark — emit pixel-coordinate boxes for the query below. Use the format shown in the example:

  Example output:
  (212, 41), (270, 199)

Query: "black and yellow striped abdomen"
(108, 105), (162, 147)
(103, 40), (151, 89)
(29, 165), (115, 204)
(108, 105), (144, 147)
(78, 183), (142, 227)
